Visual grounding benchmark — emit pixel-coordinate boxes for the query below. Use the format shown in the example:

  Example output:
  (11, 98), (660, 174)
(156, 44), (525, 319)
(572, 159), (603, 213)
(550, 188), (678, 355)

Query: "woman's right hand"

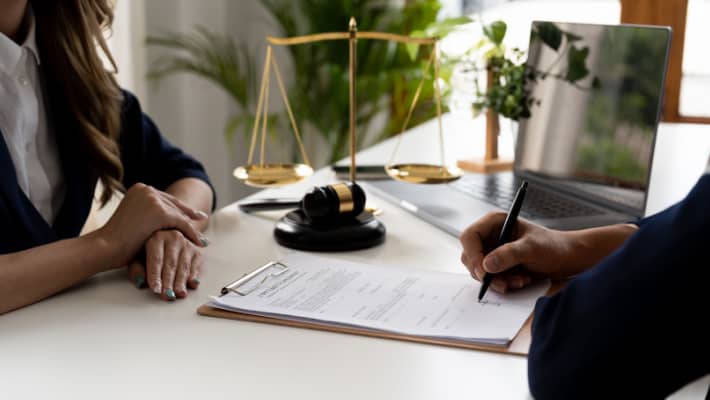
(97, 183), (208, 268)
(459, 212), (637, 293)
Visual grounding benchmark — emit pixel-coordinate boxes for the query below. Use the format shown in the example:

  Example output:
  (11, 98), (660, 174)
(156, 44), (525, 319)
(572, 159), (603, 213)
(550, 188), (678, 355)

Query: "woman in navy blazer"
(0, 0), (215, 313)
(459, 173), (710, 398)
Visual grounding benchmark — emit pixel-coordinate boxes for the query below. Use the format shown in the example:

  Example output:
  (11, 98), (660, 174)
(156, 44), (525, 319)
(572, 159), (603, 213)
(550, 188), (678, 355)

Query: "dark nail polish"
(190, 278), (200, 286)
(134, 275), (146, 289)
(165, 288), (176, 300)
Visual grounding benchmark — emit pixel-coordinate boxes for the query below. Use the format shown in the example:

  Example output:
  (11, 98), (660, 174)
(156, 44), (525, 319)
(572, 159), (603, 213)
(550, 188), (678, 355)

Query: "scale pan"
(233, 163), (314, 187)
(385, 163), (462, 184)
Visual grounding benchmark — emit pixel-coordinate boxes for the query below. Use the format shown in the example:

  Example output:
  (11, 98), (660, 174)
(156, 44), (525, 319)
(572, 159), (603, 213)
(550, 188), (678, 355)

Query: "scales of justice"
(234, 18), (462, 252)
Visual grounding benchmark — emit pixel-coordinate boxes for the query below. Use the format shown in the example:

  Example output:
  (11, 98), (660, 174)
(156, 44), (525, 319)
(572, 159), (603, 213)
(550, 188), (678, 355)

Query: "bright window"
(465, 1), (620, 51)
(679, 0), (710, 117)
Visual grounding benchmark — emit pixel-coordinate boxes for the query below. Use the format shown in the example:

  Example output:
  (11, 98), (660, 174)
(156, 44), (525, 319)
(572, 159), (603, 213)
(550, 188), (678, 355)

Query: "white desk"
(1, 114), (708, 399)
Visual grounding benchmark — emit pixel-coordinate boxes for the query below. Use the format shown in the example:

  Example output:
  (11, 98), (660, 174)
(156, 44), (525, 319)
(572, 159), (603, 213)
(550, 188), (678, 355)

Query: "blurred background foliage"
(585, 27), (667, 136)
(579, 27), (667, 185)
(148, 0), (445, 164)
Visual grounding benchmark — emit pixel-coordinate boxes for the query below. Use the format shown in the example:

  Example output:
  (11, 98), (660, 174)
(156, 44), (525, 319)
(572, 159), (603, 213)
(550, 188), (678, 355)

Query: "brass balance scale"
(234, 18), (462, 251)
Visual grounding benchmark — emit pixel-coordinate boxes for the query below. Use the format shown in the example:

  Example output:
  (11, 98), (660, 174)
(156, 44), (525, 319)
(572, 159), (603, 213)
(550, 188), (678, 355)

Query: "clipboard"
(197, 261), (564, 357)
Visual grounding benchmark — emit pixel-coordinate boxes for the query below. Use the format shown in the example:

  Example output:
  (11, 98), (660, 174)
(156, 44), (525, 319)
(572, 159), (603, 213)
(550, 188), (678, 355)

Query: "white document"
(210, 253), (550, 346)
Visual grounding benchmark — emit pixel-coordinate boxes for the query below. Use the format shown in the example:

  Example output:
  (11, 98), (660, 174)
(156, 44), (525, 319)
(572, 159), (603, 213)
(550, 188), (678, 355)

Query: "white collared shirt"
(0, 8), (64, 224)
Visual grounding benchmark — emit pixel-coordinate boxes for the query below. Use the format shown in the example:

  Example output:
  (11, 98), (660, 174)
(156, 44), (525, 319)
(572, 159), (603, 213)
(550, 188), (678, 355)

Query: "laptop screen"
(515, 21), (671, 213)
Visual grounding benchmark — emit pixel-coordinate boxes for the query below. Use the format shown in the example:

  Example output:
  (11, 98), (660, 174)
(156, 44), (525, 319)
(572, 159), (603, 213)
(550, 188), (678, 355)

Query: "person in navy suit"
(460, 170), (710, 398)
(0, 0), (215, 313)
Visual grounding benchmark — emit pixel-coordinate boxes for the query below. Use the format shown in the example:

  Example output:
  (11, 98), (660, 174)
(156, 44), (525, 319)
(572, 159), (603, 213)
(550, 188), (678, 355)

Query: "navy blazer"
(528, 174), (710, 399)
(0, 90), (215, 255)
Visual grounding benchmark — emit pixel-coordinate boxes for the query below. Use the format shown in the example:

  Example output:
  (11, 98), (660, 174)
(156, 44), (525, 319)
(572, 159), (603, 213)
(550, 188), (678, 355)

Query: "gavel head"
(301, 182), (366, 221)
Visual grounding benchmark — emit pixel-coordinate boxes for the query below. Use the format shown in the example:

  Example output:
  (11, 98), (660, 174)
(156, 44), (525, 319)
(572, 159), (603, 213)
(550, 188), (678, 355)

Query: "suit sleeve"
(118, 90), (216, 210)
(528, 174), (710, 399)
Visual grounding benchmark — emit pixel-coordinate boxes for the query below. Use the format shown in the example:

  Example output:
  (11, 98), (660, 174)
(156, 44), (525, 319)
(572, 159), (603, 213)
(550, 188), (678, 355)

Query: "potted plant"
(146, 0), (444, 167)
(418, 19), (597, 172)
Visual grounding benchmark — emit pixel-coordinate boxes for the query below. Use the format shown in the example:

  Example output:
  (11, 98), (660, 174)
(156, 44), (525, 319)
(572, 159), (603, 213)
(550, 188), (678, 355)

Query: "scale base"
(274, 209), (386, 251)
(457, 158), (514, 174)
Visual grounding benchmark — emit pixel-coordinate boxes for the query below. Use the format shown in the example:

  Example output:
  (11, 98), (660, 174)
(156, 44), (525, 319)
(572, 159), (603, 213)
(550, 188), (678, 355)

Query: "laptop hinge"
(516, 171), (644, 218)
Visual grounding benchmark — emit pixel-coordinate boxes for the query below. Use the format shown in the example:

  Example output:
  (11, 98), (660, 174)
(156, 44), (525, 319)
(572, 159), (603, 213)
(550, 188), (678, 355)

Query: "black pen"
(478, 180), (528, 302)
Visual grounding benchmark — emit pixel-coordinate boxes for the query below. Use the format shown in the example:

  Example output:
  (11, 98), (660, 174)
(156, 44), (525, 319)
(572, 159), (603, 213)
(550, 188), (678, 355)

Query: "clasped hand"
(128, 229), (203, 300)
(96, 183), (209, 301)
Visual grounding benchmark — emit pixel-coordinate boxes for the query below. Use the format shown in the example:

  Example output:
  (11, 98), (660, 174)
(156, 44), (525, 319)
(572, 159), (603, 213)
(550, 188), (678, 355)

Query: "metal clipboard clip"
(220, 261), (289, 296)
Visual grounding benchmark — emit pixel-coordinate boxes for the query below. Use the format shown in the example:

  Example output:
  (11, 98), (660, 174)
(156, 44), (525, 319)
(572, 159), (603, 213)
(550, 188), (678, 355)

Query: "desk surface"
(1, 114), (709, 399)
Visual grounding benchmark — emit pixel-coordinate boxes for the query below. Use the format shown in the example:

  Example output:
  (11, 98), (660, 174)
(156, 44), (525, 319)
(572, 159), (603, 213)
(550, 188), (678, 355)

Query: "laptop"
(365, 21), (672, 236)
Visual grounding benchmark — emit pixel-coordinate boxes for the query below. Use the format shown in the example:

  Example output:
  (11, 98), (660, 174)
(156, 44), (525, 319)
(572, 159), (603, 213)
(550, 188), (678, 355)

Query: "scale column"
(349, 17), (358, 183)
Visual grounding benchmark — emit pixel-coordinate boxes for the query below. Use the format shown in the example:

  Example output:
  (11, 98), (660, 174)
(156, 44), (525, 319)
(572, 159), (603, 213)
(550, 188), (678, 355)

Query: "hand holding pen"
(477, 181), (528, 301)
(460, 180), (624, 298)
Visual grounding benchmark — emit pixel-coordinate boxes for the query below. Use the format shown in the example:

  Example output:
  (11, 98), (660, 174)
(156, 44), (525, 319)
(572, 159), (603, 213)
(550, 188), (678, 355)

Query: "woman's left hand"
(127, 229), (203, 301)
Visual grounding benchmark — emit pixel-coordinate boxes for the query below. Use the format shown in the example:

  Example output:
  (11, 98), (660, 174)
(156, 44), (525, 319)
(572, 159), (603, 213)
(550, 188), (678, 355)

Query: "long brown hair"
(31, 0), (123, 206)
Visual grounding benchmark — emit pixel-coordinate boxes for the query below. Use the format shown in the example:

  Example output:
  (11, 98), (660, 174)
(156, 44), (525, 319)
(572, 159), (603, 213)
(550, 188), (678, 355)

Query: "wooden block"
(457, 158), (514, 174)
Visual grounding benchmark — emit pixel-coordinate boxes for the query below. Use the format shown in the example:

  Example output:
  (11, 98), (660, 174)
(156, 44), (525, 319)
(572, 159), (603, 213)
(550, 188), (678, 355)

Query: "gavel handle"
(238, 198), (302, 213)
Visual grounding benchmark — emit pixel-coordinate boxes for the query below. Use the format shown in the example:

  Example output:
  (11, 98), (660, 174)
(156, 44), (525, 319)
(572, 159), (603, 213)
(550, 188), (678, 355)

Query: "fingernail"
(134, 275), (146, 289)
(483, 255), (501, 273)
(200, 236), (210, 247)
(196, 210), (209, 219)
(165, 288), (176, 300)
(153, 282), (162, 295)
(190, 278), (200, 286)
(492, 281), (506, 293)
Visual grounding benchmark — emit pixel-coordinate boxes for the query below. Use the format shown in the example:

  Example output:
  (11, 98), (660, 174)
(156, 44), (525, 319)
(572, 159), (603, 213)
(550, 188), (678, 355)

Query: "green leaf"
(441, 16), (474, 26)
(565, 45), (590, 82)
(472, 102), (484, 118)
(403, 16), (473, 61)
(406, 42), (420, 61)
(564, 32), (583, 42)
(472, 38), (487, 51)
(483, 20), (507, 45)
(592, 76), (602, 89)
(424, 16), (474, 38)
(405, 43), (419, 60)
(223, 114), (251, 143)
(484, 46), (505, 61)
(535, 22), (562, 51)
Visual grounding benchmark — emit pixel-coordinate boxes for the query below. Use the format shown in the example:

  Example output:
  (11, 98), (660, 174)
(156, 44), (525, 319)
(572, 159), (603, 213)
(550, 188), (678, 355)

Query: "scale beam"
(234, 16), (460, 188)
(266, 31), (436, 46)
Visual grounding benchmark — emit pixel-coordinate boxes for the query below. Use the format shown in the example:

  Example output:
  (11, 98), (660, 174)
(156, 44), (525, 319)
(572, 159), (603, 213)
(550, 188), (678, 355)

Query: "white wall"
(143, 0), (242, 208)
(110, 0), (282, 208)
(110, 0), (147, 101)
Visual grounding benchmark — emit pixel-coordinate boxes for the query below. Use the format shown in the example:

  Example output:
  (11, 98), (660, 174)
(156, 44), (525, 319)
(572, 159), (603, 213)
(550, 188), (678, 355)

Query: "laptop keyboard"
(449, 174), (604, 220)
